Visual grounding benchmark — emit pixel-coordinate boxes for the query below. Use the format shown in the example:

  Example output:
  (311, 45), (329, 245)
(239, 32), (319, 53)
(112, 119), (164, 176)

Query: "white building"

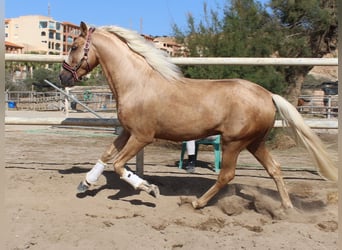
(5, 15), (76, 55)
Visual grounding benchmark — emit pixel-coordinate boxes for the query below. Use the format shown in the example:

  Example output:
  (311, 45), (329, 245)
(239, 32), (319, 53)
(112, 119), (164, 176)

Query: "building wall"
(62, 22), (80, 55)
(153, 36), (188, 57)
(5, 15), (65, 55)
(5, 41), (23, 54)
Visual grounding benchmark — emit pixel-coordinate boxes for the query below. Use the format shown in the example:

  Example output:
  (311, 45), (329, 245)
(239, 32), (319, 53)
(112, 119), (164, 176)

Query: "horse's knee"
(101, 152), (113, 162)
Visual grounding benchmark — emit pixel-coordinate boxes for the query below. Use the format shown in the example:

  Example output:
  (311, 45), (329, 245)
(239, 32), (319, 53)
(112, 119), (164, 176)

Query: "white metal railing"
(5, 54), (66, 63)
(5, 53), (338, 66)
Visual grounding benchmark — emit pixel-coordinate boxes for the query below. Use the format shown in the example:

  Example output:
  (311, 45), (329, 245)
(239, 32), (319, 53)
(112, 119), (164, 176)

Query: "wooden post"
(65, 87), (70, 117)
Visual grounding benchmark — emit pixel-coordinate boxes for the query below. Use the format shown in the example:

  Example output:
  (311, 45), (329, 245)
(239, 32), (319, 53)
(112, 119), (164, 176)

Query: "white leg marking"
(86, 160), (106, 184)
(120, 168), (146, 189)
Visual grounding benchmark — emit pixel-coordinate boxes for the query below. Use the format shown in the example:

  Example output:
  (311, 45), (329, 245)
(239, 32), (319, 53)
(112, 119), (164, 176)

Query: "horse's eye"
(71, 45), (78, 51)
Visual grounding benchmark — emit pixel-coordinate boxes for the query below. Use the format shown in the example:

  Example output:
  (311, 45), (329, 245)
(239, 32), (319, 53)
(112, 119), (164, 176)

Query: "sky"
(5, 0), (267, 36)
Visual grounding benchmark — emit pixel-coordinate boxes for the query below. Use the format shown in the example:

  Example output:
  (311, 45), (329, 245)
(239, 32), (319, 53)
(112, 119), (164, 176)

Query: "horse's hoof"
(148, 184), (160, 198)
(191, 200), (199, 209)
(192, 200), (206, 209)
(77, 181), (90, 193)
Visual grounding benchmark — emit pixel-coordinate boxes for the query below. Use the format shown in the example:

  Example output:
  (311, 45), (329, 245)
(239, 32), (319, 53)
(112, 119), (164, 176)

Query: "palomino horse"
(59, 22), (337, 209)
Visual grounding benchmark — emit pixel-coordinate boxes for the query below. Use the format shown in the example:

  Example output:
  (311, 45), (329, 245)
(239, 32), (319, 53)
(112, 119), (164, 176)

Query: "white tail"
(272, 94), (337, 181)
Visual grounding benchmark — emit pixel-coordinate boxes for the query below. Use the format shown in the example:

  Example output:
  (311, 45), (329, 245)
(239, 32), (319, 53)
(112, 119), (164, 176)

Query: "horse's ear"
(80, 22), (88, 37)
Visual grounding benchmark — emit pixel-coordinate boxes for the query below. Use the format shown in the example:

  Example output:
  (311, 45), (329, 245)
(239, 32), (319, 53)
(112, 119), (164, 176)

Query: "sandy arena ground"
(4, 111), (338, 250)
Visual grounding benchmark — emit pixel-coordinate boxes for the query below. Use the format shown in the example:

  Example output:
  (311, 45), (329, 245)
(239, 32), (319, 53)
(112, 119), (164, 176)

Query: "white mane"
(100, 25), (182, 81)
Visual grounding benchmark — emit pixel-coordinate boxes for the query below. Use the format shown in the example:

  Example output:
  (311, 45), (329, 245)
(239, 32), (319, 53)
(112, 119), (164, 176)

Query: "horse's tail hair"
(272, 94), (338, 181)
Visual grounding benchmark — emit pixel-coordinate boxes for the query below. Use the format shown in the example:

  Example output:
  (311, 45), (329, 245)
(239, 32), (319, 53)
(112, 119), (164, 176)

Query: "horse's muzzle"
(59, 70), (75, 87)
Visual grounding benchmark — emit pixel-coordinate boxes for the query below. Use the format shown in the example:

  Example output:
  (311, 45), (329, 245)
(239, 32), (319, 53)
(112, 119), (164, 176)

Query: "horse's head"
(59, 22), (98, 87)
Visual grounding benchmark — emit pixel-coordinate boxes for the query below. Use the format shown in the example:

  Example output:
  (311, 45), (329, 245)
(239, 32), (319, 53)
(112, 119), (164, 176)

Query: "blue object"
(8, 101), (16, 108)
(179, 135), (221, 173)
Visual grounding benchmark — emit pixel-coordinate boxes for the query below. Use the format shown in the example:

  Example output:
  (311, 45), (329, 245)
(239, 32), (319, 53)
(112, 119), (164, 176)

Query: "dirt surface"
(4, 111), (338, 250)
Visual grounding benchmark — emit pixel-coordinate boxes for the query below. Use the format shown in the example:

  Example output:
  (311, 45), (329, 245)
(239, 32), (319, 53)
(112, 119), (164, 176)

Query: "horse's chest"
(117, 101), (147, 124)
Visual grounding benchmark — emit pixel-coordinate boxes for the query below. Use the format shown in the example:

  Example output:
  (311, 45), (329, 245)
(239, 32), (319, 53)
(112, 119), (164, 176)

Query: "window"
(67, 36), (73, 44)
(39, 21), (47, 28)
(48, 21), (55, 29)
(56, 22), (61, 30)
(41, 31), (46, 36)
(55, 33), (61, 40)
(49, 31), (54, 39)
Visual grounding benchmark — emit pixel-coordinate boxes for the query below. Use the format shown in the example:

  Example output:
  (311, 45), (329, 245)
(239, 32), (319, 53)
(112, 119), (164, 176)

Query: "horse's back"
(183, 78), (274, 112)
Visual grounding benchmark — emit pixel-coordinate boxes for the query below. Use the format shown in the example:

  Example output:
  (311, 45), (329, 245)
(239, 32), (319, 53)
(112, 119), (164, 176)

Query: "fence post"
(327, 95), (332, 119)
(65, 87), (70, 117)
(136, 149), (144, 177)
(5, 91), (8, 111)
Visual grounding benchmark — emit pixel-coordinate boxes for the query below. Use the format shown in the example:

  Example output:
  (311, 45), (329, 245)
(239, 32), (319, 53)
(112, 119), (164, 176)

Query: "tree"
(83, 65), (107, 86)
(24, 67), (60, 91)
(173, 0), (286, 94)
(173, 0), (337, 103)
(269, 0), (338, 104)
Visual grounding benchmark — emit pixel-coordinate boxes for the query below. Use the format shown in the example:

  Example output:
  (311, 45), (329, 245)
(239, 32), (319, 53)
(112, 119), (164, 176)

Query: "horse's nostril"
(59, 72), (74, 86)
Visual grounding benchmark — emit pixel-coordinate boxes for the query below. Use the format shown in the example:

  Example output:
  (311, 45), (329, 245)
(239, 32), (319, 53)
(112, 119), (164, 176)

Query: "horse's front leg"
(77, 129), (130, 193)
(113, 135), (160, 198)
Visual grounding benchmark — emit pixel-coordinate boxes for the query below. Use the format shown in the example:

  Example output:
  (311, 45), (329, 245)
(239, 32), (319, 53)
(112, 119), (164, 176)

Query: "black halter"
(62, 27), (95, 81)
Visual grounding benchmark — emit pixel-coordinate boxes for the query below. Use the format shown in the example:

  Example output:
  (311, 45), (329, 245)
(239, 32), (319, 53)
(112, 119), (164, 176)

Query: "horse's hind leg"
(247, 141), (293, 209)
(77, 129), (130, 193)
(192, 142), (241, 209)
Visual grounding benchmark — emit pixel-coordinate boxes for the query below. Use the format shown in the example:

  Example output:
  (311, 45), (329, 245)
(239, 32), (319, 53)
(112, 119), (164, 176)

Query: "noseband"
(62, 27), (95, 81)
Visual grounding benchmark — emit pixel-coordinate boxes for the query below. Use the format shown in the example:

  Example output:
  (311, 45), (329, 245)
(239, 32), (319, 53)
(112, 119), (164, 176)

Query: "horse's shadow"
(59, 165), (326, 211)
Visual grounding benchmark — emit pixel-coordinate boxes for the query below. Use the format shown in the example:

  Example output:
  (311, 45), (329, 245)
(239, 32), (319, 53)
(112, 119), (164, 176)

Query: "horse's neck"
(94, 34), (150, 99)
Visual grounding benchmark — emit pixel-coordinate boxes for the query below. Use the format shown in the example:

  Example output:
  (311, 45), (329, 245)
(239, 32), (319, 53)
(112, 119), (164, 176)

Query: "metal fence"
(297, 95), (338, 118)
(66, 89), (116, 112)
(5, 89), (116, 112)
(6, 91), (63, 111)
(5, 89), (338, 119)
